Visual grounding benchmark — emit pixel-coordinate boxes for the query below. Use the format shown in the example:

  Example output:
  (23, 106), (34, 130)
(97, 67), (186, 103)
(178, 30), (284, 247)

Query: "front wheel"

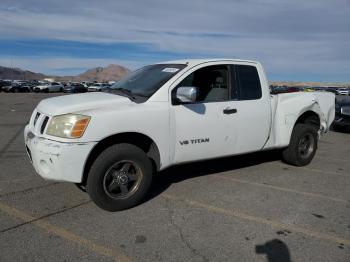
(87, 143), (153, 211)
(282, 123), (318, 166)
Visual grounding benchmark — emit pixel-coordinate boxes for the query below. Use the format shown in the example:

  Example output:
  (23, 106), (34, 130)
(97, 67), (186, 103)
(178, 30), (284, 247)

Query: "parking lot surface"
(0, 93), (349, 262)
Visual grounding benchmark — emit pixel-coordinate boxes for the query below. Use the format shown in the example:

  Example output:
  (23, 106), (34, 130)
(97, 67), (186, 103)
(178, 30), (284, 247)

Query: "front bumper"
(24, 125), (97, 183)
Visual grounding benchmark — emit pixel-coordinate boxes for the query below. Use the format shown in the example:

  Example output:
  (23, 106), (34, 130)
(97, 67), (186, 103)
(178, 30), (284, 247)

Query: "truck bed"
(265, 91), (335, 149)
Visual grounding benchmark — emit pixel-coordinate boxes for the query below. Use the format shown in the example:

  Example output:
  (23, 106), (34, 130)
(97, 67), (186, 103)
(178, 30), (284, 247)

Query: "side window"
(176, 65), (230, 103)
(235, 65), (262, 100)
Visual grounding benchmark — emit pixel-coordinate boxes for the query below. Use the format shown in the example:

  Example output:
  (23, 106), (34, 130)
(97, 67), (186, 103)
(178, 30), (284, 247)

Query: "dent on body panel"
(272, 95), (295, 146)
(36, 138), (88, 157)
(37, 139), (63, 157)
(274, 95), (315, 146)
(284, 114), (295, 125)
(298, 102), (324, 130)
(311, 102), (327, 131)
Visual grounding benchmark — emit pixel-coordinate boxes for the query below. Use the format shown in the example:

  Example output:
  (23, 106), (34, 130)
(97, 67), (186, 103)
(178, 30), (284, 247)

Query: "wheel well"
(81, 132), (160, 186)
(295, 111), (320, 130)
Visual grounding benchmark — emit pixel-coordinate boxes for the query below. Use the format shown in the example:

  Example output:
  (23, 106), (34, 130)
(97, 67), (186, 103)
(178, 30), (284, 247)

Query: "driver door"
(170, 64), (237, 164)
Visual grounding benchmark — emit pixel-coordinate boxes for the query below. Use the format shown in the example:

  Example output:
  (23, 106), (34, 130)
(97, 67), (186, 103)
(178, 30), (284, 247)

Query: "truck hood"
(36, 92), (131, 116)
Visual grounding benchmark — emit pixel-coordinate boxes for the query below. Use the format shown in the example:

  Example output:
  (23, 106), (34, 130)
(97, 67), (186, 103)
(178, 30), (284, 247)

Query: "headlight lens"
(46, 114), (90, 138)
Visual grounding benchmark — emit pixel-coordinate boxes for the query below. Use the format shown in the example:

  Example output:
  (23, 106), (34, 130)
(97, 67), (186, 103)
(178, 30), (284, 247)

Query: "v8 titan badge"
(179, 138), (210, 145)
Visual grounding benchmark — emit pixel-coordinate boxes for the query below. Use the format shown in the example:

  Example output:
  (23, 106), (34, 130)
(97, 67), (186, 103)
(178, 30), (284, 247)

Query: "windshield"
(107, 64), (187, 100)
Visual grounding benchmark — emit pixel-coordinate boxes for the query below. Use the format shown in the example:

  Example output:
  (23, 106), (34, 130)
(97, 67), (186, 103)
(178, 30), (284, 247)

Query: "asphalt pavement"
(0, 93), (349, 262)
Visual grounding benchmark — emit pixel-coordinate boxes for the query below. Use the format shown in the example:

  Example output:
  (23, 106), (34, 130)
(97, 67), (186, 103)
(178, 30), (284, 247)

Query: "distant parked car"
(0, 80), (12, 92)
(313, 87), (327, 92)
(270, 86), (301, 94)
(286, 87), (301, 93)
(302, 87), (314, 92)
(2, 83), (31, 93)
(88, 83), (109, 92)
(333, 97), (350, 131)
(34, 82), (64, 93)
(336, 88), (350, 96)
(323, 88), (338, 94)
(63, 83), (88, 93)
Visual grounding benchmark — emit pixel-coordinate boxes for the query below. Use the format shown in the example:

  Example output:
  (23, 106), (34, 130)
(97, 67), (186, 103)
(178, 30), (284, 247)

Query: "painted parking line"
(316, 155), (350, 163)
(0, 182), (59, 198)
(276, 163), (348, 177)
(0, 126), (25, 158)
(213, 174), (348, 203)
(0, 201), (132, 262)
(0, 178), (35, 183)
(297, 166), (348, 177)
(162, 194), (350, 246)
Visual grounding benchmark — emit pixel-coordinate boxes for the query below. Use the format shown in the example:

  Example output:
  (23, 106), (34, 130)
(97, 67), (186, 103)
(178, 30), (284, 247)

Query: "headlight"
(46, 114), (90, 138)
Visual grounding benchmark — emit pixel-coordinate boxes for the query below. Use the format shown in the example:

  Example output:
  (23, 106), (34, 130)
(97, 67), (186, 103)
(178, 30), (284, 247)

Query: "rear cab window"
(232, 65), (262, 100)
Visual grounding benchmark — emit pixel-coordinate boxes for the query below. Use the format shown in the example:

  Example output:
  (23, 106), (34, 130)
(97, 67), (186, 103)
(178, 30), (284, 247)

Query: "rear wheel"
(282, 123), (318, 166)
(87, 143), (153, 211)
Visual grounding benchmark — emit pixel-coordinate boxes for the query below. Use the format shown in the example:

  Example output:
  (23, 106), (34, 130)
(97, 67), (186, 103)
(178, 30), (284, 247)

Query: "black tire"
(87, 143), (153, 211)
(282, 123), (318, 166)
(44, 88), (49, 93)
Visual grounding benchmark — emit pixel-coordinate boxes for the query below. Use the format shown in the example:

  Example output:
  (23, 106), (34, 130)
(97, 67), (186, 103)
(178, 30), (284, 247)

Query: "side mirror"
(176, 86), (198, 103)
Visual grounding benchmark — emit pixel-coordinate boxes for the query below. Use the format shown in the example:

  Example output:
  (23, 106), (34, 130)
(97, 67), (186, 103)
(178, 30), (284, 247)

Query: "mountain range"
(0, 66), (47, 81)
(0, 64), (130, 82)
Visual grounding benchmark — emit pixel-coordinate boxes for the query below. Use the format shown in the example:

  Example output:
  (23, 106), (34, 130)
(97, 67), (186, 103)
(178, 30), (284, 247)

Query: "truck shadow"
(146, 149), (282, 202)
(255, 239), (292, 262)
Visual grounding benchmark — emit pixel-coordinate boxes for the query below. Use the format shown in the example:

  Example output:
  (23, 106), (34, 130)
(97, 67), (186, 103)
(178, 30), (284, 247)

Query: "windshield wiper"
(114, 88), (133, 95)
(105, 87), (149, 103)
(107, 88), (137, 100)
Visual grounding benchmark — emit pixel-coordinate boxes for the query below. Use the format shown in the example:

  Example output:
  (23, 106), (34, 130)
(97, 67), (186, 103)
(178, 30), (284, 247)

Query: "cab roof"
(159, 58), (259, 67)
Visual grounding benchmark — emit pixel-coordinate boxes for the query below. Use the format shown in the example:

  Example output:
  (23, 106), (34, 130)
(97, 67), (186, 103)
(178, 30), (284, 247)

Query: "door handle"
(223, 108), (237, 114)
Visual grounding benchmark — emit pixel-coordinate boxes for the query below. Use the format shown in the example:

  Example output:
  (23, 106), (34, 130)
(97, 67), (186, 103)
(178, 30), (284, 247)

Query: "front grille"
(34, 112), (40, 126)
(29, 110), (50, 135)
(40, 116), (49, 134)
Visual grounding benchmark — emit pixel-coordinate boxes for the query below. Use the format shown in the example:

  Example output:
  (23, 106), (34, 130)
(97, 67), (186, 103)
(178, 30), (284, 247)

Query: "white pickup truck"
(24, 59), (335, 211)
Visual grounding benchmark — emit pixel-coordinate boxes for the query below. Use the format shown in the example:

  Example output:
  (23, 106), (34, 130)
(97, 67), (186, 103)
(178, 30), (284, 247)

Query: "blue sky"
(0, 0), (349, 82)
